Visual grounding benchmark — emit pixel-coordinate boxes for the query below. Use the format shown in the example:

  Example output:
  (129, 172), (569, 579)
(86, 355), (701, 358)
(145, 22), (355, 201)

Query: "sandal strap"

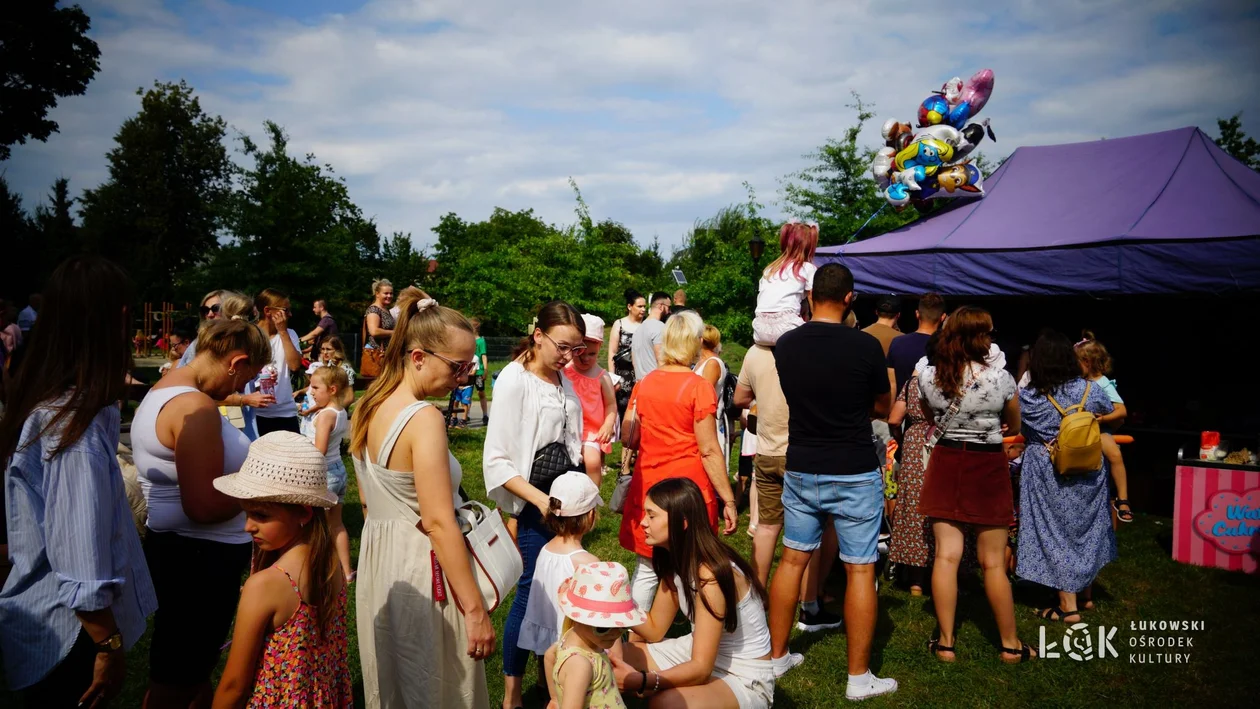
(1001, 643), (1032, 659)
(927, 638), (956, 653)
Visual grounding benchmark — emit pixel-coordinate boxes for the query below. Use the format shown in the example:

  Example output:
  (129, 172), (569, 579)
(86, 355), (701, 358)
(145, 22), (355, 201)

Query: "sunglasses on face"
(541, 331), (586, 357)
(590, 626), (620, 637)
(199, 304), (221, 317)
(421, 349), (478, 378)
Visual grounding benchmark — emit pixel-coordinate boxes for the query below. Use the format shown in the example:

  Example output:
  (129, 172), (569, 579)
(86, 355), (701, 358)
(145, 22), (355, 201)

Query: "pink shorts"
(752, 311), (805, 346)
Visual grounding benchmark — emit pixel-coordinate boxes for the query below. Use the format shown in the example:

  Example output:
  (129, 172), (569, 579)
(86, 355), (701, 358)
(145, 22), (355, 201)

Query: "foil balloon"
(958, 69), (994, 116)
(894, 137), (954, 177)
(871, 147), (896, 188)
(917, 94), (950, 128)
(881, 119), (915, 152)
(917, 162), (985, 201)
(914, 124), (962, 148)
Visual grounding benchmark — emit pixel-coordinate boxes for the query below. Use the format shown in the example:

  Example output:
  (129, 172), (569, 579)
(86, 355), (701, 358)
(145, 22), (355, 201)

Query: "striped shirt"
(0, 402), (157, 689)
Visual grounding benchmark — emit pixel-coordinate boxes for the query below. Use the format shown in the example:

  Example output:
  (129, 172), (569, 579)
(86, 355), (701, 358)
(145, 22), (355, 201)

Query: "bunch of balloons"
(871, 69), (997, 208)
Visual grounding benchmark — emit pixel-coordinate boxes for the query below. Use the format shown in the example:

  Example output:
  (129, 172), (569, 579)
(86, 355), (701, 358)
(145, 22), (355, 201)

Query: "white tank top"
(131, 386), (251, 543)
(300, 407), (349, 467)
(676, 568), (771, 660)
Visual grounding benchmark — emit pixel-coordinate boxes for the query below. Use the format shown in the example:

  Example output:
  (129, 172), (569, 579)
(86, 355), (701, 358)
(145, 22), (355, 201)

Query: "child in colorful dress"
(751, 220), (819, 346)
(299, 366), (354, 581)
(549, 562), (644, 709)
(563, 314), (618, 485)
(519, 473), (603, 704)
(211, 432), (352, 708)
(1075, 332), (1132, 523)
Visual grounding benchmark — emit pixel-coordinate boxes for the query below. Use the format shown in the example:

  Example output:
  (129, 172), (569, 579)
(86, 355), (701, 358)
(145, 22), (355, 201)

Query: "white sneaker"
(770, 652), (805, 678)
(846, 674), (898, 701)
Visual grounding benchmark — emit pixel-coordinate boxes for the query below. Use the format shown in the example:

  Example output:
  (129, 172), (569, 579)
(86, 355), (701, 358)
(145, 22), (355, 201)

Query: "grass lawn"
(6, 429), (1259, 707)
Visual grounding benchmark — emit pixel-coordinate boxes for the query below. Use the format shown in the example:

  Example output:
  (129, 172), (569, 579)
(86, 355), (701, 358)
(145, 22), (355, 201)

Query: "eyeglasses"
(590, 626), (620, 637)
(199, 304), (221, 317)
(421, 349), (478, 378)
(541, 331), (586, 357)
(170, 340), (188, 350)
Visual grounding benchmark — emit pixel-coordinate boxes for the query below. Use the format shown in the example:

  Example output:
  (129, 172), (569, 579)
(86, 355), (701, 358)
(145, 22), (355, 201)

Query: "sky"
(6, 0), (1260, 253)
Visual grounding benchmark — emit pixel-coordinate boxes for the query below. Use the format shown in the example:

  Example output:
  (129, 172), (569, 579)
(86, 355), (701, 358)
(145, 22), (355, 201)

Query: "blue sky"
(6, 0), (1260, 252)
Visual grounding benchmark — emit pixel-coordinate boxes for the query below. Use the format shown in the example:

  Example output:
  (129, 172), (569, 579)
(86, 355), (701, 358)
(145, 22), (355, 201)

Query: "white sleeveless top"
(131, 386), (250, 543)
(675, 568), (771, 660)
(300, 407), (349, 467)
(518, 547), (588, 654)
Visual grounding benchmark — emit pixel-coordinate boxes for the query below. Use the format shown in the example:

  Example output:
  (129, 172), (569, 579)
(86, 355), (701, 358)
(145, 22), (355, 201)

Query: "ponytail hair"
(252, 506), (340, 639)
(515, 300), (583, 366)
(351, 288), (473, 455)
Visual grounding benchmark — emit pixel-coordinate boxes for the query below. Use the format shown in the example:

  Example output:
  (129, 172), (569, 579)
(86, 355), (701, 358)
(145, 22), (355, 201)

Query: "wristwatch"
(96, 631), (123, 653)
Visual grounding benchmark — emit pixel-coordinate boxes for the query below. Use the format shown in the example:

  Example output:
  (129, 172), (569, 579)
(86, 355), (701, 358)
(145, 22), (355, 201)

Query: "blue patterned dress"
(1016, 378), (1116, 592)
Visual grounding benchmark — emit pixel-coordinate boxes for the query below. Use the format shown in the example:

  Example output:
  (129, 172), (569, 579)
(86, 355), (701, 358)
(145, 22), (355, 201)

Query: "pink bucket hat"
(557, 561), (646, 628)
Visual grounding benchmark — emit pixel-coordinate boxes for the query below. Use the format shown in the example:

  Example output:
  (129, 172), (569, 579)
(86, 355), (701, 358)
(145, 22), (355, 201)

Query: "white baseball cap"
(550, 471), (602, 517)
(580, 313), (605, 343)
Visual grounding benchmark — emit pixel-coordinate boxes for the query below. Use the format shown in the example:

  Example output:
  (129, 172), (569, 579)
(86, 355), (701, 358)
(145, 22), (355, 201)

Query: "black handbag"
(528, 385), (579, 495)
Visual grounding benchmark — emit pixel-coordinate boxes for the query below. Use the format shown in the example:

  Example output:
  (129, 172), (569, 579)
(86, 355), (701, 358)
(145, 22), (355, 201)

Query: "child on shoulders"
(752, 220), (819, 347)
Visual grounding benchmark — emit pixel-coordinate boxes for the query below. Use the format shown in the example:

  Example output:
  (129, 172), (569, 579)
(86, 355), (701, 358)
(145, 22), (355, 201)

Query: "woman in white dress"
(351, 288), (493, 708)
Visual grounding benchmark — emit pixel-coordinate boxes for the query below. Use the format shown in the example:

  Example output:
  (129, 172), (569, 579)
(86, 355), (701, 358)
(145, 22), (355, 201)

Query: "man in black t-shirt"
(300, 299), (339, 355)
(766, 263), (898, 700)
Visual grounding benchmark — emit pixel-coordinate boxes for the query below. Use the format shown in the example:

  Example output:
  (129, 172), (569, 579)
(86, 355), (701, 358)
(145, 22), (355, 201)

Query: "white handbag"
(447, 499), (522, 614)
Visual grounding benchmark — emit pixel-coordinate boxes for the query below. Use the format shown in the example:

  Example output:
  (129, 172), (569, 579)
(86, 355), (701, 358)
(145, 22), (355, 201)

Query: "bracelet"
(652, 670), (661, 693)
(635, 670), (649, 698)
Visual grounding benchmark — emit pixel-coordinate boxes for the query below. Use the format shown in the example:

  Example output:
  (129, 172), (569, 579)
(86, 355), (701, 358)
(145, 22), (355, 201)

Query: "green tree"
(0, 1), (101, 161)
(32, 177), (81, 269)
(379, 231), (431, 289)
(199, 121), (380, 330)
(666, 186), (779, 345)
(1215, 113), (1259, 171)
(1, 177), (38, 299)
(78, 81), (233, 302)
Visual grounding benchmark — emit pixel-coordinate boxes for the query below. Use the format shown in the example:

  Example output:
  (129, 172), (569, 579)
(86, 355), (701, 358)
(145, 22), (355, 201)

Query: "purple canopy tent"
(815, 127), (1260, 295)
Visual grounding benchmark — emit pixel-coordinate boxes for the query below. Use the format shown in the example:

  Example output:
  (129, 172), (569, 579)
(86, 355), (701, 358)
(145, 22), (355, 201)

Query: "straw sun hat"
(212, 432), (338, 508)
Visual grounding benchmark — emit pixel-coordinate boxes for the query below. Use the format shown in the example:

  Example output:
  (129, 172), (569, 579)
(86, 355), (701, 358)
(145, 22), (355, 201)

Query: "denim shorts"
(327, 458), (348, 504)
(782, 468), (883, 564)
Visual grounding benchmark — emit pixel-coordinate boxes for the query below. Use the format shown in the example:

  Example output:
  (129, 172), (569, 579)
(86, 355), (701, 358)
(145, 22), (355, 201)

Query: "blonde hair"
(1075, 330), (1113, 376)
(198, 290), (253, 341)
(661, 310), (704, 367)
(196, 319), (272, 368)
(312, 364), (354, 409)
(372, 278), (393, 297)
(701, 324), (722, 353)
(351, 289), (474, 455)
(200, 289), (224, 307)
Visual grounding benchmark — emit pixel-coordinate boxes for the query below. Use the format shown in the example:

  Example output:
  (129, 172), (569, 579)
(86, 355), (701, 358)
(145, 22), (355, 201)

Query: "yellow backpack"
(1046, 382), (1102, 476)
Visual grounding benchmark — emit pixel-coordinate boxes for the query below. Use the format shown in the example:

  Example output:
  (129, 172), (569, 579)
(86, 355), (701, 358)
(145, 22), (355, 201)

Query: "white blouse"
(483, 361), (584, 515)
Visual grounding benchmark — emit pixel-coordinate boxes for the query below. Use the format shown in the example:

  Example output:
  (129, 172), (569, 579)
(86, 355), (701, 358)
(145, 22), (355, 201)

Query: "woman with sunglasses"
(175, 289), (225, 368)
(250, 288), (304, 435)
(351, 289), (493, 707)
(484, 300), (585, 709)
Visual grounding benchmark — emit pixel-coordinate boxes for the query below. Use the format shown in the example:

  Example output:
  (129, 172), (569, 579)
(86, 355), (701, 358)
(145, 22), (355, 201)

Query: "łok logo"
(1039, 622), (1119, 661)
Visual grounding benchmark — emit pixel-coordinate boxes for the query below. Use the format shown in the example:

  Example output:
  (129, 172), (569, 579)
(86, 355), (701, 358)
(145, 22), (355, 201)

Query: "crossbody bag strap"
(929, 368), (977, 446)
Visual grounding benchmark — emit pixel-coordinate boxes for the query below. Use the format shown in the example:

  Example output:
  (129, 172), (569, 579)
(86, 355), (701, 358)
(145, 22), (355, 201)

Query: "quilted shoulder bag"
(528, 383), (581, 495)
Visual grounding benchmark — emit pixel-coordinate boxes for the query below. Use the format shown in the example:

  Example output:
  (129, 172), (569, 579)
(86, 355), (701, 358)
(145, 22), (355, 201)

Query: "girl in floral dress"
(211, 432), (352, 708)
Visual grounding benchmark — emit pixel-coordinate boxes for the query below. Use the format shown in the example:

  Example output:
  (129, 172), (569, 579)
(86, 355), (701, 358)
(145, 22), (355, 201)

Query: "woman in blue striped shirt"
(0, 255), (158, 707)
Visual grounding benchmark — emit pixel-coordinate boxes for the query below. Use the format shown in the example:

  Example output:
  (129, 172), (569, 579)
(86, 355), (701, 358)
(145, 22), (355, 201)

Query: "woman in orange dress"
(619, 310), (738, 612)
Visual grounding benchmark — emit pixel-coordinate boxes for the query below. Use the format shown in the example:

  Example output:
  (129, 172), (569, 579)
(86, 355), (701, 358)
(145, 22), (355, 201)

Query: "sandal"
(1037, 606), (1082, 623)
(1113, 498), (1134, 523)
(1000, 642), (1037, 664)
(927, 637), (956, 663)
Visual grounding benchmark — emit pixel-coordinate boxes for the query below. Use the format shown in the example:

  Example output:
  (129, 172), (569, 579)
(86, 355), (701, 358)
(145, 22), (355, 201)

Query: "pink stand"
(1173, 463), (1259, 574)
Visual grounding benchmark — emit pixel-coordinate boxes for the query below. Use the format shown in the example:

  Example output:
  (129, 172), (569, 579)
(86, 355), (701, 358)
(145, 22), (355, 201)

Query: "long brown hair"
(647, 478), (766, 632)
(351, 288), (473, 456)
(252, 506), (340, 637)
(515, 300), (583, 365)
(932, 306), (993, 399)
(0, 256), (134, 462)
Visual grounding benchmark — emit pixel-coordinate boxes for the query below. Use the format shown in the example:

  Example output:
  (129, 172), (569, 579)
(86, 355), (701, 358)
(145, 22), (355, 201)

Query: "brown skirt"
(919, 444), (1013, 527)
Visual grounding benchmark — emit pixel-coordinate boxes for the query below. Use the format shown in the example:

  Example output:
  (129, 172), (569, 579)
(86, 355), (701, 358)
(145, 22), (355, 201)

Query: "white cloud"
(5, 0), (1260, 255)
